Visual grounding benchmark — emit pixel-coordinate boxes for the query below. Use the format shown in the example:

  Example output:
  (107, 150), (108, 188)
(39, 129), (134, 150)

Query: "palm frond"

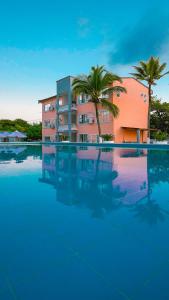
(72, 77), (93, 96)
(159, 70), (169, 78)
(102, 86), (127, 96)
(140, 61), (148, 74)
(72, 65), (126, 101)
(100, 99), (119, 118)
(158, 63), (167, 74)
(131, 57), (169, 84)
(130, 72), (146, 81)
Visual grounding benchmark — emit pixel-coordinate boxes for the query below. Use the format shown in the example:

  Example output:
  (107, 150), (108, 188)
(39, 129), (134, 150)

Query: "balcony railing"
(58, 124), (77, 132)
(58, 103), (77, 113)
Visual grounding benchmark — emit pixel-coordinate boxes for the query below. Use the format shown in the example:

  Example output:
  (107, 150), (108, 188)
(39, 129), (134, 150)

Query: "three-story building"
(38, 76), (149, 143)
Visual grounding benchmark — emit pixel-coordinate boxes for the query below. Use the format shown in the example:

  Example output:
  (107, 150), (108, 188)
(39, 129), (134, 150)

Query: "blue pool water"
(0, 145), (169, 300)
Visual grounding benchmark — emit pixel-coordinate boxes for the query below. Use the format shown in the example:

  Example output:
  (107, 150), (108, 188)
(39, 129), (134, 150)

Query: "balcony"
(58, 103), (77, 113)
(79, 114), (95, 125)
(58, 124), (77, 132)
(50, 124), (56, 129)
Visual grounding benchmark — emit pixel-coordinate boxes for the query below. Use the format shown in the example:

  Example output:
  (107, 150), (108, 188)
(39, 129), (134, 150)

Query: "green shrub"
(101, 134), (114, 141)
(153, 131), (168, 141)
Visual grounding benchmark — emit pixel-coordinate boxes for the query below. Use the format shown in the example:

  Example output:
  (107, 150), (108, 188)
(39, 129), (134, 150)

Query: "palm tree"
(72, 65), (126, 142)
(130, 57), (169, 141)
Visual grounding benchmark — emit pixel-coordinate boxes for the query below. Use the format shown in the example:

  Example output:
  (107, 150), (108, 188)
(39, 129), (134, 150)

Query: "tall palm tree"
(130, 57), (169, 141)
(72, 65), (126, 141)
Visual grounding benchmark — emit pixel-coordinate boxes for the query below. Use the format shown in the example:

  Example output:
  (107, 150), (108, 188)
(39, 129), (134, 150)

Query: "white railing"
(58, 103), (77, 113)
(100, 94), (109, 99)
(71, 124), (77, 130)
(58, 124), (77, 132)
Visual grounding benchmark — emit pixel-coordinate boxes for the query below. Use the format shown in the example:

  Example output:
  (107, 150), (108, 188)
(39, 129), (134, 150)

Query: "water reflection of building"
(39, 146), (148, 217)
(113, 148), (148, 205)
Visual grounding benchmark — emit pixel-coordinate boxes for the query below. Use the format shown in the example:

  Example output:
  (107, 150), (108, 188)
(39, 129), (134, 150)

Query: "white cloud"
(108, 40), (169, 103)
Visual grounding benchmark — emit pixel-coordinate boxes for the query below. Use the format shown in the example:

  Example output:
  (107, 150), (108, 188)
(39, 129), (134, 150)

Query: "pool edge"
(0, 141), (169, 150)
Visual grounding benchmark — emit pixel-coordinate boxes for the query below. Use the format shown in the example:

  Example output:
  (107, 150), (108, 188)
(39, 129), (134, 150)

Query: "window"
(44, 120), (56, 129)
(78, 94), (83, 104)
(79, 134), (88, 142)
(58, 98), (63, 106)
(44, 103), (55, 112)
(99, 110), (110, 123)
(44, 104), (50, 112)
(50, 120), (56, 129)
(79, 114), (88, 124)
(44, 120), (51, 128)
(78, 94), (89, 104)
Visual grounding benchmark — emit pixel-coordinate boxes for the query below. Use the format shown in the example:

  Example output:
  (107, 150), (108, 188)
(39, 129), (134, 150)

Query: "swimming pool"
(0, 145), (169, 300)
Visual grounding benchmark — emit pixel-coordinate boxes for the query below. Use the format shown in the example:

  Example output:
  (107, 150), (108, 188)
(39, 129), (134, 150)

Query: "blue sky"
(0, 0), (169, 121)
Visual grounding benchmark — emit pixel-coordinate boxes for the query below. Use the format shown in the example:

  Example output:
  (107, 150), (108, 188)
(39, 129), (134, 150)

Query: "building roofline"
(56, 75), (74, 82)
(121, 77), (148, 89)
(55, 75), (148, 88)
(38, 76), (148, 104)
(38, 95), (56, 103)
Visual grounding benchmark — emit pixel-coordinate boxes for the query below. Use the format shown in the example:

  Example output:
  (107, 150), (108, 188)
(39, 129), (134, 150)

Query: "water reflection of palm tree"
(128, 149), (169, 225)
(77, 148), (127, 219)
(130, 189), (169, 226)
(40, 147), (128, 218)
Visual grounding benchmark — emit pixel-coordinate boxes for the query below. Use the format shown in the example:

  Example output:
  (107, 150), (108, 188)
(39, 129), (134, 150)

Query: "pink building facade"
(39, 76), (149, 143)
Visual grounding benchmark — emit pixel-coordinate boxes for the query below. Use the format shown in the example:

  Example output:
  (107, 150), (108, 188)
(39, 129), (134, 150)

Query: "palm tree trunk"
(112, 82), (115, 138)
(94, 103), (101, 141)
(148, 83), (152, 140)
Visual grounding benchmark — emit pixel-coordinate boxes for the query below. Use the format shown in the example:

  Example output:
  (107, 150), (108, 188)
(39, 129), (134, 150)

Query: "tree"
(0, 119), (16, 132)
(130, 57), (169, 141)
(151, 96), (169, 134)
(27, 123), (42, 140)
(0, 119), (42, 140)
(14, 119), (30, 132)
(72, 65), (126, 141)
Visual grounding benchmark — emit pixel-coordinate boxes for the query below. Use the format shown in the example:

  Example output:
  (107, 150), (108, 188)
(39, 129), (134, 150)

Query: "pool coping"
(0, 141), (169, 150)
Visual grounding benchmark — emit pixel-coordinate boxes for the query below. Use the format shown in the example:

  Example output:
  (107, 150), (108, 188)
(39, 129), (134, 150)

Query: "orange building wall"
(77, 78), (148, 143)
(113, 78), (148, 143)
